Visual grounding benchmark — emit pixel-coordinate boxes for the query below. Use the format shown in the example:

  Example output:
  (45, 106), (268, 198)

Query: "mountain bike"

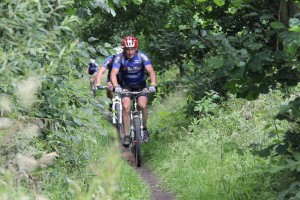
(122, 89), (153, 167)
(87, 74), (97, 97)
(92, 80), (97, 97)
(97, 86), (124, 141)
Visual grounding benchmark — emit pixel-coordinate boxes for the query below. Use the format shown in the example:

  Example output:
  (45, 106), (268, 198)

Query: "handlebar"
(97, 85), (110, 90)
(122, 89), (153, 95)
(97, 85), (154, 94)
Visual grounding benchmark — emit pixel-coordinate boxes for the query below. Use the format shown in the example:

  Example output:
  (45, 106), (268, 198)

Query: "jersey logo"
(121, 51), (144, 69)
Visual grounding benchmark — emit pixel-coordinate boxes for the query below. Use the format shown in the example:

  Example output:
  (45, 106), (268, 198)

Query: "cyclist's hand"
(148, 86), (156, 93)
(114, 86), (122, 94)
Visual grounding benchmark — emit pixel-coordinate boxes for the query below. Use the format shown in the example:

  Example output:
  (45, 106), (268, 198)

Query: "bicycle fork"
(112, 96), (122, 124)
(130, 112), (134, 139)
(130, 111), (144, 142)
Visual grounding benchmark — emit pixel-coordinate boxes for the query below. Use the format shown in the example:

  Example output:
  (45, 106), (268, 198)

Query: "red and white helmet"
(122, 36), (138, 48)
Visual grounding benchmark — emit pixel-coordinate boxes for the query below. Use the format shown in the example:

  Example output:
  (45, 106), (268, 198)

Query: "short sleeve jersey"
(102, 55), (114, 70)
(102, 55), (115, 82)
(87, 63), (99, 75)
(112, 50), (152, 86)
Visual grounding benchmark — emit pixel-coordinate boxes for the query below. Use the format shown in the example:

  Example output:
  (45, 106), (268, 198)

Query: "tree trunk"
(279, 0), (300, 26)
(279, 0), (289, 26)
(277, 0), (300, 50)
(179, 65), (185, 77)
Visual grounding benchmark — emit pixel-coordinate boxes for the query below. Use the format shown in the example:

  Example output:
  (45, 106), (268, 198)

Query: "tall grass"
(0, 77), (150, 199)
(144, 89), (291, 199)
(39, 77), (151, 200)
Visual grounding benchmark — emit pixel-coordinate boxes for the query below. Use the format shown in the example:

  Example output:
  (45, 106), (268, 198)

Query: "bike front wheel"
(133, 116), (142, 167)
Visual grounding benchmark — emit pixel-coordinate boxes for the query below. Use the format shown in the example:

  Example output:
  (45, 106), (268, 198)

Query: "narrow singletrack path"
(121, 147), (174, 200)
(96, 99), (174, 199)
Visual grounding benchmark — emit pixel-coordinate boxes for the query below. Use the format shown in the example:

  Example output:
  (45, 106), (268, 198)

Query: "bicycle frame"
(97, 86), (124, 140)
(129, 93), (144, 142)
(122, 89), (150, 167)
(98, 87), (153, 167)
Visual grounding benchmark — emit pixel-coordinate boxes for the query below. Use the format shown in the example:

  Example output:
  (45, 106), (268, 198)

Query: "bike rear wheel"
(133, 115), (142, 167)
(92, 80), (96, 97)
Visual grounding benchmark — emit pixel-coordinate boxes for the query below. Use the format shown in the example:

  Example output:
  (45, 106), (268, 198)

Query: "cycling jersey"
(88, 63), (99, 75)
(102, 55), (114, 82)
(112, 50), (151, 86)
(103, 55), (123, 83)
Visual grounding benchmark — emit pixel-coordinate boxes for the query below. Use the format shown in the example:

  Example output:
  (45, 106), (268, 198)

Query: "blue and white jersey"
(102, 55), (116, 82)
(112, 50), (152, 86)
(87, 63), (99, 75)
(102, 55), (114, 69)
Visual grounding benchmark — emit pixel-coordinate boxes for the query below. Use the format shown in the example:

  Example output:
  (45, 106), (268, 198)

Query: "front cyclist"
(110, 36), (157, 147)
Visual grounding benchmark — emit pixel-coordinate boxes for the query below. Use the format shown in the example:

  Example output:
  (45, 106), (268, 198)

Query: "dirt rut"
(122, 147), (174, 200)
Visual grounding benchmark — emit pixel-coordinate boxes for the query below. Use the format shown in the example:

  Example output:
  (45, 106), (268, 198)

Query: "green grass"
(0, 77), (150, 199)
(144, 89), (291, 200)
(40, 77), (151, 200)
(116, 161), (151, 200)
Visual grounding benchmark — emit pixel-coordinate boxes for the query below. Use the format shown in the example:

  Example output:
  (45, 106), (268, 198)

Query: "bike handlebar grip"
(97, 85), (108, 90)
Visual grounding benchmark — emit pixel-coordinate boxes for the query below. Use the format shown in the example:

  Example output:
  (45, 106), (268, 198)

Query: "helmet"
(122, 36), (138, 48)
(114, 46), (123, 54)
(89, 59), (95, 64)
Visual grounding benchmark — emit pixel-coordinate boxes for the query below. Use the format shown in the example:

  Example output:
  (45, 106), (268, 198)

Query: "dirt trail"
(97, 101), (174, 199)
(121, 147), (174, 200)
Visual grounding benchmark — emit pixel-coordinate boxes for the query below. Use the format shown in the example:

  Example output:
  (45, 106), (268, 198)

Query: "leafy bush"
(144, 88), (295, 199)
(0, 1), (150, 199)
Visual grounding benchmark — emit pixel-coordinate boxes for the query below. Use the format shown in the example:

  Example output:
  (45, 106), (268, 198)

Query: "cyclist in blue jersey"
(86, 59), (99, 94)
(95, 47), (123, 100)
(110, 36), (157, 147)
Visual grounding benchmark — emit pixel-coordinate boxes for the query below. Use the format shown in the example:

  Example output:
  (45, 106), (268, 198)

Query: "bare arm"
(95, 67), (107, 85)
(110, 68), (120, 88)
(145, 64), (156, 85)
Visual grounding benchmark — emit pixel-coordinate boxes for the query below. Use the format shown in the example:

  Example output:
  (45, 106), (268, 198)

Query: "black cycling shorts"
(121, 81), (148, 98)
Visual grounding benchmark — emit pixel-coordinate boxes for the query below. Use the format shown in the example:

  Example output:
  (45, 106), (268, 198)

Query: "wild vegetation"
(145, 77), (300, 199)
(1, 0), (300, 199)
(0, 0), (149, 199)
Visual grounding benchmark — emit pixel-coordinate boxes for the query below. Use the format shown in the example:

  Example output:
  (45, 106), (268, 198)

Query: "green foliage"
(149, 66), (180, 105)
(276, 97), (300, 122)
(116, 162), (151, 200)
(193, 90), (220, 116)
(1, 0), (299, 198)
(278, 181), (300, 200)
(147, 90), (188, 143)
(145, 89), (293, 199)
(76, 0), (300, 117)
(0, 0), (150, 199)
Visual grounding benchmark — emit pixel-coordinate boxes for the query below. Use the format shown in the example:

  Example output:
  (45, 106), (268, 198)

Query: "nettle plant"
(194, 90), (220, 117)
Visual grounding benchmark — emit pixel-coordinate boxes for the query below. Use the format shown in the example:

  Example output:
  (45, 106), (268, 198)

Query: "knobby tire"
(92, 80), (96, 97)
(133, 115), (142, 167)
(115, 103), (124, 141)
